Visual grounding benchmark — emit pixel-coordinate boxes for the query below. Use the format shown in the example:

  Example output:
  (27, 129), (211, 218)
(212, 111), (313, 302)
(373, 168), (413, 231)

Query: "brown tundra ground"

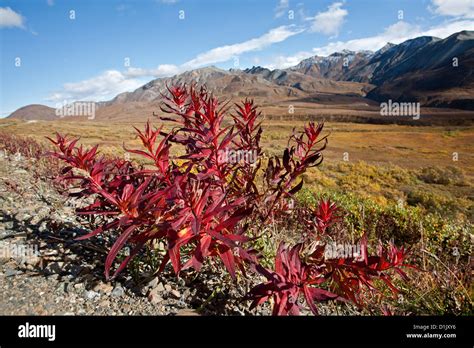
(1, 116), (473, 212)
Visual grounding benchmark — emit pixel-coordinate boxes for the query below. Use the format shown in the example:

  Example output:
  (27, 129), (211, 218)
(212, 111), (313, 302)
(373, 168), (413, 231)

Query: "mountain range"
(8, 30), (474, 121)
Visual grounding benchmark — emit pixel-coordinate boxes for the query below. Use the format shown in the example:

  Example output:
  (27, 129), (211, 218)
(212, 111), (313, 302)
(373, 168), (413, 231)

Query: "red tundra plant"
(248, 242), (345, 315)
(248, 201), (414, 315)
(47, 85), (278, 280)
(261, 122), (327, 221)
(0, 133), (63, 183)
(323, 237), (412, 307)
(47, 84), (414, 315)
(0, 133), (45, 160)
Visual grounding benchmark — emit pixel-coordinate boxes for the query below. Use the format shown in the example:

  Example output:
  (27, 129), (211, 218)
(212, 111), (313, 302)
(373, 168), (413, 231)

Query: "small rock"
(147, 277), (159, 289)
(24, 253), (41, 266)
(99, 300), (110, 307)
(84, 290), (99, 300)
(30, 215), (42, 225)
(0, 230), (16, 242)
(147, 288), (163, 304)
(5, 268), (21, 277)
(156, 282), (165, 292)
(169, 289), (181, 299)
(176, 309), (200, 316)
(93, 282), (113, 295)
(36, 206), (51, 215)
(111, 285), (125, 298)
(14, 212), (31, 222)
(38, 222), (48, 232)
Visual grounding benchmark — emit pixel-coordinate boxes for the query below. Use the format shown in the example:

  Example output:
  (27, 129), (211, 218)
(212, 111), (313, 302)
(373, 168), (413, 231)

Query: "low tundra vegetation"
(40, 85), (419, 315)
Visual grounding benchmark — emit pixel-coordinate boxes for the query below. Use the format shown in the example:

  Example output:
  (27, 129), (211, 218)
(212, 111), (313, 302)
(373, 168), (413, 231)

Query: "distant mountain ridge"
(105, 66), (306, 105)
(287, 50), (373, 82)
(366, 31), (474, 109)
(8, 30), (474, 120)
(8, 104), (57, 121)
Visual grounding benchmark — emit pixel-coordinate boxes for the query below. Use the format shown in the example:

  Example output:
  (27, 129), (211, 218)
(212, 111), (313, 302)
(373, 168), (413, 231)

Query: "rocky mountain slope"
(366, 31), (474, 109)
(107, 65), (371, 106)
(287, 50), (374, 81)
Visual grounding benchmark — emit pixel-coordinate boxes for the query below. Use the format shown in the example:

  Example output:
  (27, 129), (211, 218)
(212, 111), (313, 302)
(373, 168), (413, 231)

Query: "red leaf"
(105, 225), (136, 280)
(219, 247), (236, 280)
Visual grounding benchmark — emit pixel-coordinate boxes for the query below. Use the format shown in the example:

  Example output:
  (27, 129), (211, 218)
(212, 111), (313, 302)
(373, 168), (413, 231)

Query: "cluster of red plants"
(0, 133), (45, 160)
(47, 85), (413, 315)
(248, 227), (412, 315)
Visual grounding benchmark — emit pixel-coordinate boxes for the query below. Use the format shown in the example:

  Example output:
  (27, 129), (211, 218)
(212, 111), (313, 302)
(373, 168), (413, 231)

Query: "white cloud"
(47, 0), (54, 6)
(47, 70), (146, 103)
(47, 24), (302, 104)
(182, 25), (303, 69)
(430, 0), (474, 18)
(311, 20), (420, 56)
(309, 2), (348, 37)
(416, 19), (474, 37)
(311, 19), (474, 56)
(265, 19), (474, 68)
(265, 50), (313, 70)
(275, 0), (289, 18)
(0, 7), (26, 29)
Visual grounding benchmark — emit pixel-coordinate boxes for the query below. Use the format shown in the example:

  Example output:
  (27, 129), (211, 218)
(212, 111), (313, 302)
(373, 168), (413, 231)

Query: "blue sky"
(1, 0), (473, 116)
